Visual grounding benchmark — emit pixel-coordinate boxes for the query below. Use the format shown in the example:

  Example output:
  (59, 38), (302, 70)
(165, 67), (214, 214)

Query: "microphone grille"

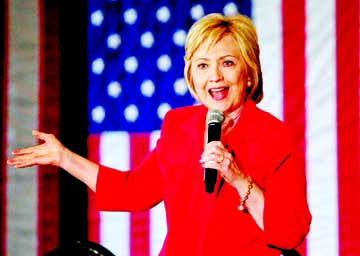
(206, 109), (224, 124)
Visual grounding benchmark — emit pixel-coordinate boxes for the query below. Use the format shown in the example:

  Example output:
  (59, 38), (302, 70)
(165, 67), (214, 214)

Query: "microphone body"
(204, 110), (224, 193)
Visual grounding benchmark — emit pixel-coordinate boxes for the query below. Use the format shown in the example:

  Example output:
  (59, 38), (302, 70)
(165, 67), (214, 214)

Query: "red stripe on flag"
(282, 0), (307, 255)
(130, 133), (150, 256)
(336, 0), (360, 254)
(37, 0), (45, 254)
(37, 0), (61, 254)
(282, 0), (307, 150)
(87, 134), (101, 244)
(1, 0), (9, 255)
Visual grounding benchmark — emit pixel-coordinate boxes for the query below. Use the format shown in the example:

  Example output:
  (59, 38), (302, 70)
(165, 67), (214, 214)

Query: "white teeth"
(209, 88), (224, 92)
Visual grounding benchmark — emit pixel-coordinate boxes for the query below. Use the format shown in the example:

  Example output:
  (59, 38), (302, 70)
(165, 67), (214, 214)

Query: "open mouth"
(209, 87), (229, 100)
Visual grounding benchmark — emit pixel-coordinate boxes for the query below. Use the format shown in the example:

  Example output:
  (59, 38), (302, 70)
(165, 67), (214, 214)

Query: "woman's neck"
(224, 104), (244, 127)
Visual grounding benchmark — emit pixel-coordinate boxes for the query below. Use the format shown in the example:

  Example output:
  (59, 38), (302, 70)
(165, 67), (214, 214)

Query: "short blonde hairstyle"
(184, 13), (263, 103)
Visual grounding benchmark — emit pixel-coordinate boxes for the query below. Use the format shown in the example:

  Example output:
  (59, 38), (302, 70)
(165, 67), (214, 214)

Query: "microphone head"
(206, 109), (224, 124)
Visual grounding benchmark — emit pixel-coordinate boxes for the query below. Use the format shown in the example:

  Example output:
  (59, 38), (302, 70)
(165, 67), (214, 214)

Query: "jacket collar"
(227, 100), (258, 143)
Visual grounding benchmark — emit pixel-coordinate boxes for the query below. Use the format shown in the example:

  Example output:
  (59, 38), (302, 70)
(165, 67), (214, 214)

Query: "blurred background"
(1, 0), (359, 255)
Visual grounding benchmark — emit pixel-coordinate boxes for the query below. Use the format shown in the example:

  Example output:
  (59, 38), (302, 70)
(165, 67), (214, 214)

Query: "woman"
(7, 13), (311, 255)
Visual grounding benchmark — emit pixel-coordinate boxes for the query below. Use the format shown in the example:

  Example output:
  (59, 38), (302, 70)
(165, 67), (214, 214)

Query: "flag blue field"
(87, 1), (251, 134)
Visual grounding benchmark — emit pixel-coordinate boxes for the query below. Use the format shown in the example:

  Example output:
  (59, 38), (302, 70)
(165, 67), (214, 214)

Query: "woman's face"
(191, 34), (247, 115)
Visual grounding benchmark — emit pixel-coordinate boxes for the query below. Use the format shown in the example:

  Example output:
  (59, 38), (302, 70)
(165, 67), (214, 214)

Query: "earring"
(247, 79), (251, 87)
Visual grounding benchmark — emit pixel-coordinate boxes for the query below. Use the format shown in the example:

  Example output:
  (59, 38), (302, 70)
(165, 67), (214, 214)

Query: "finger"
(202, 160), (220, 170)
(202, 145), (222, 159)
(32, 130), (40, 135)
(11, 142), (47, 155)
(206, 141), (227, 150)
(204, 142), (222, 152)
(11, 147), (35, 156)
(7, 156), (34, 168)
(10, 161), (35, 168)
(200, 151), (222, 164)
(13, 160), (37, 168)
(8, 148), (51, 167)
(202, 152), (227, 165)
(32, 130), (51, 142)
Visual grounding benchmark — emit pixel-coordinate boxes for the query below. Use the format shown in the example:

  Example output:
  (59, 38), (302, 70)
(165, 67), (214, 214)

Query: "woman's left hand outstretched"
(7, 130), (65, 168)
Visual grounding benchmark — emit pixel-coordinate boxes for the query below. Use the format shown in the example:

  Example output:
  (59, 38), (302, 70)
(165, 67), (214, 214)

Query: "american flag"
(86, 0), (360, 255)
(2, 0), (360, 255)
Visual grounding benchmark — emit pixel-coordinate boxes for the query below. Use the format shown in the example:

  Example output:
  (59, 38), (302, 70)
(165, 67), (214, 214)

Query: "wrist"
(236, 175), (254, 212)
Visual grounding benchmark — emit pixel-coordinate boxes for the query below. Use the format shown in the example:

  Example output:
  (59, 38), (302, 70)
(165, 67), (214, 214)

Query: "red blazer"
(96, 100), (311, 256)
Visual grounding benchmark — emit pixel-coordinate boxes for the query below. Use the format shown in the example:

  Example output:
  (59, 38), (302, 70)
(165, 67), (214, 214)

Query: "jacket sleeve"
(95, 148), (164, 212)
(263, 149), (312, 249)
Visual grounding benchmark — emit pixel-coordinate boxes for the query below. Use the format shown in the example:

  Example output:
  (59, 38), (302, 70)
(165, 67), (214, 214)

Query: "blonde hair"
(184, 13), (263, 103)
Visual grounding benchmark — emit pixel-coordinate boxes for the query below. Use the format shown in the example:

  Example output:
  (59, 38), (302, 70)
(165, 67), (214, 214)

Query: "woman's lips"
(209, 87), (229, 100)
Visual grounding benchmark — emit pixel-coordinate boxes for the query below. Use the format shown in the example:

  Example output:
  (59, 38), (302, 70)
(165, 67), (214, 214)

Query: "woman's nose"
(208, 65), (223, 82)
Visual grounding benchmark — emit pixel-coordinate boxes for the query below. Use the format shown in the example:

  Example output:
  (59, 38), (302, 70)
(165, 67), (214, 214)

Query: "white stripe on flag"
(100, 131), (130, 256)
(305, 0), (339, 255)
(150, 202), (166, 256)
(253, 0), (284, 120)
(7, 1), (40, 255)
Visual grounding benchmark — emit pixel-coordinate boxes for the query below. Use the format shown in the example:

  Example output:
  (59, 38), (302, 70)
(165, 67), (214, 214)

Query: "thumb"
(32, 130), (47, 141)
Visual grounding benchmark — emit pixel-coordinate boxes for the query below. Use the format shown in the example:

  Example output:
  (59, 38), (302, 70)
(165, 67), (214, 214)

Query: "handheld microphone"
(204, 109), (224, 193)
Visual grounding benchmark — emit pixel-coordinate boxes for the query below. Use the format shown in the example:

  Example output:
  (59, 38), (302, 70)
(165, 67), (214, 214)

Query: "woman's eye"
(197, 63), (207, 69)
(223, 60), (234, 67)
